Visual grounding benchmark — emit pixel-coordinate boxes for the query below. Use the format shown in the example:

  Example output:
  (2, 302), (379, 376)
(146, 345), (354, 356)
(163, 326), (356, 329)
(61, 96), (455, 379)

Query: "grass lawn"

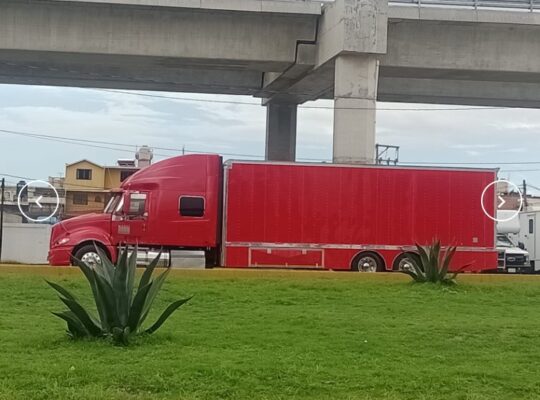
(1, 266), (540, 400)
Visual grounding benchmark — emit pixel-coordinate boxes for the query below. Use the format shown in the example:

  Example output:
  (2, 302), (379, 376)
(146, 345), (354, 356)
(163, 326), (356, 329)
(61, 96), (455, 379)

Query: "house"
(497, 180), (540, 212)
(64, 160), (108, 217)
(63, 146), (153, 218)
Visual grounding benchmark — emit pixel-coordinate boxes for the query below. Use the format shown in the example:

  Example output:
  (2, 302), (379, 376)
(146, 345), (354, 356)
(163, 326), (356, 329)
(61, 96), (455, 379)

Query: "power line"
(98, 89), (511, 111)
(399, 160), (540, 166)
(0, 127), (327, 161)
(0, 128), (164, 157)
(9, 127), (540, 167)
(527, 183), (540, 192)
(6, 127), (540, 166)
(0, 172), (116, 191)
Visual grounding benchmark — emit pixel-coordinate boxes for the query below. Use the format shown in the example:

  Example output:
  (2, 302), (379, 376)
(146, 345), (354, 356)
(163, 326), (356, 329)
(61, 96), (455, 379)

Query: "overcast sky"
(1, 84), (540, 193)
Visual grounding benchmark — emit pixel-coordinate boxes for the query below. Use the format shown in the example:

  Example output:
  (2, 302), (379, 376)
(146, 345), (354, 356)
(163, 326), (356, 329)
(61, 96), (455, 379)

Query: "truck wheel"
(393, 253), (421, 272)
(72, 245), (103, 268)
(352, 252), (384, 272)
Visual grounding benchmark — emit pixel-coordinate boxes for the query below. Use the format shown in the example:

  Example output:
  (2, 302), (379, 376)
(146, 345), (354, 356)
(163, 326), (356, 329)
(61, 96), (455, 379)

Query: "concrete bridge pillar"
(265, 102), (297, 161)
(333, 54), (379, 164)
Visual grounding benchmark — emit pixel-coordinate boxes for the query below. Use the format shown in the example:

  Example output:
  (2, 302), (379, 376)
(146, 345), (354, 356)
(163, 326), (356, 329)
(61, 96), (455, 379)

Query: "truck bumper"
(504, 265), (532, 274)
(48, 247), (72, 266)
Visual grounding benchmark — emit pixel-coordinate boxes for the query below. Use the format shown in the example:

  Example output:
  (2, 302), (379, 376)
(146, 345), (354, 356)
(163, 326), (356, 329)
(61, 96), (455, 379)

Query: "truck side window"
(179, 196), (204, 217)
(129, 193), (147, 216)
(529, 219), (534, 234)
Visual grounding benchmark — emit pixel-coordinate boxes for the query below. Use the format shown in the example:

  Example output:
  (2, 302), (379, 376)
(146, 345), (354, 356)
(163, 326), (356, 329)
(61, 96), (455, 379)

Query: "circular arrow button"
(481, 179), (523, 222)
(17, 180), (60, 222)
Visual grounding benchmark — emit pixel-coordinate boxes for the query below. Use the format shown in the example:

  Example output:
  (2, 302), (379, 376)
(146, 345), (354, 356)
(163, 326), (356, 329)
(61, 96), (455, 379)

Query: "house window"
(73, 193), (88, 205)
(120, 170), (136, 182)
(179, 196), (205, 217)
(76, 169), (92, 180)
(529, 219), (534, 234)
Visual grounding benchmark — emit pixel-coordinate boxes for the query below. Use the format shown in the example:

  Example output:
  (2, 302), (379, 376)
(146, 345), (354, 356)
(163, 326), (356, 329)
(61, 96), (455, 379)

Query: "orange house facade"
(63, 160), (139, 218)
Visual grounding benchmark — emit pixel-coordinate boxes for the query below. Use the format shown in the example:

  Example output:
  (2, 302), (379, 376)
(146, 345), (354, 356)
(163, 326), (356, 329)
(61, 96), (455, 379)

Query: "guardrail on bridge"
(389, 0), (538, 12)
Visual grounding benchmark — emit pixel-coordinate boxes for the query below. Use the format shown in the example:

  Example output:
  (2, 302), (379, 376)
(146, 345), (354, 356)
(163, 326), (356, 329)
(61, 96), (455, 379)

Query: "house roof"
(65, 159), (104, 169)
(104, 166), (140, 170)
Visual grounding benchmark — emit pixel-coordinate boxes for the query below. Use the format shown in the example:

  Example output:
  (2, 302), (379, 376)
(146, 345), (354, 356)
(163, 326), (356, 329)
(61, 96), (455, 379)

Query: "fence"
(0, 223), (51, 264)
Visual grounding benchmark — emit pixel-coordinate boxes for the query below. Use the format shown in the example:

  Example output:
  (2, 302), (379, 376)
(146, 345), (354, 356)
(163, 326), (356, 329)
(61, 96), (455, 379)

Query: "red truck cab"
(48, 154), (222, 266)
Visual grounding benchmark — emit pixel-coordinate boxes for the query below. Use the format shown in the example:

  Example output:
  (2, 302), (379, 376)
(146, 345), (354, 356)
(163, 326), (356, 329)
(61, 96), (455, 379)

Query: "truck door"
(522, 214), (536, 264)
(112, 192), (149, 244)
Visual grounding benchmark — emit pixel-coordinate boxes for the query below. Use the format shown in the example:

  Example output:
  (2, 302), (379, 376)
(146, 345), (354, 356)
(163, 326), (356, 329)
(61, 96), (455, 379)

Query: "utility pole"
(523, 179), (528, 209)
(0, 178), (4, 262)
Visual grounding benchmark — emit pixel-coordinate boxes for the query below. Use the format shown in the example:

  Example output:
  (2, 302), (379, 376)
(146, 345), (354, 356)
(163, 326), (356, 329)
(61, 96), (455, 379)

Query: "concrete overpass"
(1, 0), (539, 163)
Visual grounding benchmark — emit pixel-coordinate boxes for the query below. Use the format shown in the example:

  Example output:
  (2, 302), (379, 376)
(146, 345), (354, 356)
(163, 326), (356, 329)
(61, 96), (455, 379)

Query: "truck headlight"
(55, 237), (70, 246)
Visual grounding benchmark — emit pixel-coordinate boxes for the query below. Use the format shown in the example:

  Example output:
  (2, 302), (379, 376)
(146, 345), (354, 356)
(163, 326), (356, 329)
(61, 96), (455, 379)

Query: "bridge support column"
(333, 54), (379, 164)
(265, 102), (297, 162)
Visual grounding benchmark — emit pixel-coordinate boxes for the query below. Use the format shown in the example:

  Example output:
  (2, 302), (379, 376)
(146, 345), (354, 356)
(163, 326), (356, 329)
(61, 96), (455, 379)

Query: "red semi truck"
(48, 154), (498, 272)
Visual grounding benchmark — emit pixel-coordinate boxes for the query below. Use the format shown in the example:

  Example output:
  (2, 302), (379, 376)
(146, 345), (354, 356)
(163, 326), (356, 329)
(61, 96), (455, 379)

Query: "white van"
(497, 211), (531, 273)
(519, 211), (540, 272)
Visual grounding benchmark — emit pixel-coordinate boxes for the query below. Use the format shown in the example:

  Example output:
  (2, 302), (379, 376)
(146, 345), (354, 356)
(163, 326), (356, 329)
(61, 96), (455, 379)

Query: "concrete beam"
(265, 102), (297, 161)
(254, 14), (540, 107)
(2, 0), (540, 110)
(269, 69), (540, 108)
(0, 51), (263, 94)
(0, 0), (318, 66)
(382, 19), (540, 75)
(47, 0), (323, 15)
(378, 77), (540, 108)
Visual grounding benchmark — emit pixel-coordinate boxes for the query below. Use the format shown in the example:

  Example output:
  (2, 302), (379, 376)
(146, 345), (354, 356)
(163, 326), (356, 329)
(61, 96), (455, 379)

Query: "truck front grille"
(506, 255), (526, 266)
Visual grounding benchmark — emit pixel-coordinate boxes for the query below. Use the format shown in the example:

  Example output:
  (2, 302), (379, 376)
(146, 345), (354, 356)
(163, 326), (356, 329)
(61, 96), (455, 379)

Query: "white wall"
(0, 223), (51, 264)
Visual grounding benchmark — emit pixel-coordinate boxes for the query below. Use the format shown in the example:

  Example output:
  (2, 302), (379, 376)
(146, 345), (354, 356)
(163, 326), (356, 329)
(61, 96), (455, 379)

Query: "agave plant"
(47, 245), (191, 345)
(401, 240), (468, 284)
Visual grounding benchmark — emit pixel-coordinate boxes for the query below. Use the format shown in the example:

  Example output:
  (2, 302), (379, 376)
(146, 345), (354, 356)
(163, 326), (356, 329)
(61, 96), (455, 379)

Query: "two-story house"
(63, 147), (152, 218)
(64, 160), (108, 217)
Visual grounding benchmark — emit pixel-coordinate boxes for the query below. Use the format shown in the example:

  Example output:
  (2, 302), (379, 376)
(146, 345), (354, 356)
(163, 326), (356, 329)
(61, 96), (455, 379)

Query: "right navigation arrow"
(498, 195), (506, 209)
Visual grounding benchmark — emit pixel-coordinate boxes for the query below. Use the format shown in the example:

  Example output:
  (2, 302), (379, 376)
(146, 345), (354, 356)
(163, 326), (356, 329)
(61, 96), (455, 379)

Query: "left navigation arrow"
(35, 195), (44, 209)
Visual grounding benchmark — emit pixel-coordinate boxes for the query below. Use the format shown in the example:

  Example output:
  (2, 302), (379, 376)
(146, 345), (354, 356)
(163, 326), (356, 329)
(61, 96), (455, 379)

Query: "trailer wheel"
(352, 252), (384, 272)
(393, 252), (421, 272)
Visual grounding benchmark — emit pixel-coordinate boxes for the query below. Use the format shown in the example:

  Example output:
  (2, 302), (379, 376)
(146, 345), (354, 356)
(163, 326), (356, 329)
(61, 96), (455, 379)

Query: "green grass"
(1, 267), (540, 400)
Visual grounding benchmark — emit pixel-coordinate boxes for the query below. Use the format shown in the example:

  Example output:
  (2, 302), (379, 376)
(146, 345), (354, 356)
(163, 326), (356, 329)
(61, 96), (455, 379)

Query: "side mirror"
(518, 242), (525, 250)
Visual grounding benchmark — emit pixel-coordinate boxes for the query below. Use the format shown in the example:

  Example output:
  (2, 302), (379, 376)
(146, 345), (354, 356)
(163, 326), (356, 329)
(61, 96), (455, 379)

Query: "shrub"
(401, 240), (467, 285)
(47, 246), (191, 345)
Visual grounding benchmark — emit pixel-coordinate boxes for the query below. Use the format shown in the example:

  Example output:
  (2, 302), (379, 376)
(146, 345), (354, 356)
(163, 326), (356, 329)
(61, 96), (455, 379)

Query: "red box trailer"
(222, 160), (497, 271)
(48, 154), (497, 272)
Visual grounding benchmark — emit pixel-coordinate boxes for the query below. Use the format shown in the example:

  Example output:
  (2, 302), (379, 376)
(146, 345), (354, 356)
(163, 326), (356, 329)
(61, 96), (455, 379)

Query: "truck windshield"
(104, 194), (123, 214)
(496, 235), (514, 248)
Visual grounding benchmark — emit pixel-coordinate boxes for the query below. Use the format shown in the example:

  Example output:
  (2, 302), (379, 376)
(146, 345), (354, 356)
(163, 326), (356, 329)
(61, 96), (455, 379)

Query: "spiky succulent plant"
(401, 240), (468, 284)
(47, 245), (191, 345)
